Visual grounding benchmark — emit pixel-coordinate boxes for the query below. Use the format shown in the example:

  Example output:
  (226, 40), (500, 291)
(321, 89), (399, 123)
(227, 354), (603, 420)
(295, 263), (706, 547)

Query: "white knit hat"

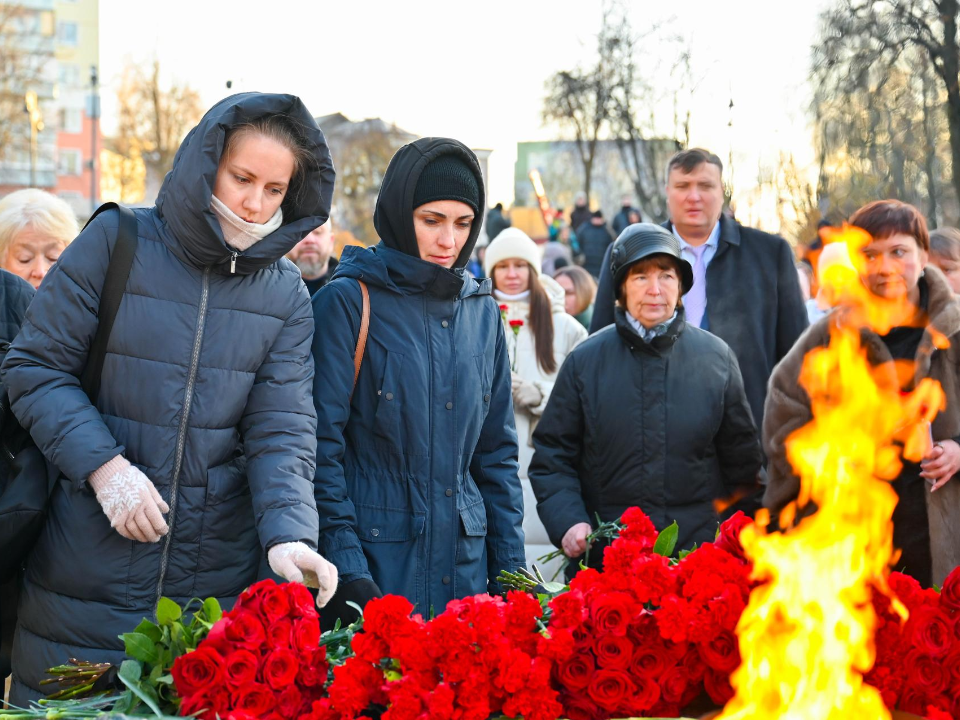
(484, 227), (543, 277)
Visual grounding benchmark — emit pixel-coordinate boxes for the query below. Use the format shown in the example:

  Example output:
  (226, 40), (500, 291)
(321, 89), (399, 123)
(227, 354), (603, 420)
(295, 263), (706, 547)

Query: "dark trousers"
(0, 576), (17, 681)
(892, 462), (933, 588)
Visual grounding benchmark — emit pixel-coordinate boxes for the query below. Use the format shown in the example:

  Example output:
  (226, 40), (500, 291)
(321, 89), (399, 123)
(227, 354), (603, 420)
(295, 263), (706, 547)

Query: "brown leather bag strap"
(352, 280), (370, 390)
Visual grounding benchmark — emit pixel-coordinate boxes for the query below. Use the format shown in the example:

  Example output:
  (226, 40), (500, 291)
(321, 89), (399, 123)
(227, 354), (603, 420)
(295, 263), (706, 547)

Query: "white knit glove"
(88, 456), (169, 543)
(268, 541), (339, 608)
(511, 372), (543, 409)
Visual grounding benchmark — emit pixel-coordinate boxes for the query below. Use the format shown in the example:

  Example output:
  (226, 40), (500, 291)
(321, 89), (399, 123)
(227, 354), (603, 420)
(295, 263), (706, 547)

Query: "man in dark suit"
(590, 148), (808, 433)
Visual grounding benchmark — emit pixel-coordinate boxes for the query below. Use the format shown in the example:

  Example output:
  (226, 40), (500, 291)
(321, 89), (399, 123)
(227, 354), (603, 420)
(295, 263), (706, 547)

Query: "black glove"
(319, 577), (382, 632)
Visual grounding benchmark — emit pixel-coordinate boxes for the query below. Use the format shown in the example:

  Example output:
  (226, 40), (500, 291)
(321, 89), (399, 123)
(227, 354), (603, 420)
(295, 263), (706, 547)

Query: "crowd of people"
(0, 91), (958, 705)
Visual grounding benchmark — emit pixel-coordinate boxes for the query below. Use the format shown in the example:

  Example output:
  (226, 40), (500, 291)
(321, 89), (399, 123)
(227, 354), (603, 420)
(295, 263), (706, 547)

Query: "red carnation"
(587, 669), (636, 712)
(234, 682), (277, 716)
(656, 595), (693, 643)
(629, 554), (677, 604)
(224, 648), (259, 688)
(509, 319), (524, 328)
(263, 647), (300, 690)
(619, 507), (658, 544)
(171, 645), (225, 698)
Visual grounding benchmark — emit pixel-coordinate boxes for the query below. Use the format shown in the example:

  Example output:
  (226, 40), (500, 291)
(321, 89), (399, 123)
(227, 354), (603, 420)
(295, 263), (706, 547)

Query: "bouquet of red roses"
(171, 579), (329, 720)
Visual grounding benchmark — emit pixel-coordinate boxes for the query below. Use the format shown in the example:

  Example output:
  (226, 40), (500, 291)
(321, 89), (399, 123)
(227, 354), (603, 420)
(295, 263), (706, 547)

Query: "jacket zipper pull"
(230, 252), (238, 274)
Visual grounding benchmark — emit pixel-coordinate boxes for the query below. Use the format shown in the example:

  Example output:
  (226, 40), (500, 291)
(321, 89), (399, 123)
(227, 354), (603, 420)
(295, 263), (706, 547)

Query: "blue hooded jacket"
(1, 92), (335, 703)
(312, 138), (525, 614)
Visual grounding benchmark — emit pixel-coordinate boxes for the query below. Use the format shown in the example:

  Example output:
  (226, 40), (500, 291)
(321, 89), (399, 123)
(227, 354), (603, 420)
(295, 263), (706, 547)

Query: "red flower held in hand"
(509, 318), (524, 334)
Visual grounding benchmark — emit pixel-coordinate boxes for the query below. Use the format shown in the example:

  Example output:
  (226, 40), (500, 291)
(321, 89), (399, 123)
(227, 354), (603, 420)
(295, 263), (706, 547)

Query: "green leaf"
(156, 597), (183, 626)
(202, 596), (223, 624)
(122, 632), (160, 664)
(118, 659), (143, 685)
(540, 581), (567, 594)
(134, 619), (163, 643)
(679, 543), (698, 560)
(117, 662), (164, 718)
(653, 521), (679, 557)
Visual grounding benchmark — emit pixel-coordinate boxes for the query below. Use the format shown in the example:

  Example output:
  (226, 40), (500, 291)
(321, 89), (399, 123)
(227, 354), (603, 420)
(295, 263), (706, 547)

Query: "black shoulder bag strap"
(79, 203), (139, 403)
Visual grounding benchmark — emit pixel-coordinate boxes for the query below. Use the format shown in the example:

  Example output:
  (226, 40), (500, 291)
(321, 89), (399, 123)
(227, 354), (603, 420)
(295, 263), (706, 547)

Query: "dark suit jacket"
(589, 214), (808, 429)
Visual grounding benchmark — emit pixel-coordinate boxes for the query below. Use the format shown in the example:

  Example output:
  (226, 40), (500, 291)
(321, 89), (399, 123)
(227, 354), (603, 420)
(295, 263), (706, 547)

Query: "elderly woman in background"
(0, 189), (78, 288)
(530, 224), (761, 578)
(765, 200), (960, 588)
(929, 226), (960, 295)
(553, 266), (597, 330)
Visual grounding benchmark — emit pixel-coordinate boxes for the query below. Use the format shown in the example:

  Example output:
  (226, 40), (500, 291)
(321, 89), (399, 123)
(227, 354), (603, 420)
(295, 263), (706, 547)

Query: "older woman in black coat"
(529, 224), (761, 576)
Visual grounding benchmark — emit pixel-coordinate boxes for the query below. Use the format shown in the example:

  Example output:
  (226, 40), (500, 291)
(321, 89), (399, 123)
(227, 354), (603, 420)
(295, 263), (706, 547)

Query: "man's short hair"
(665, 148), (723, 184)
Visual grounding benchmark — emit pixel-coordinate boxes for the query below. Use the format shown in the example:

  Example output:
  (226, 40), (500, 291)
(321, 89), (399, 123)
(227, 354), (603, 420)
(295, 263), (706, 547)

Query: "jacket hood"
(373, 137), (486, 270)
(155, 92), (335, 275)
(333, 243), (490, 301)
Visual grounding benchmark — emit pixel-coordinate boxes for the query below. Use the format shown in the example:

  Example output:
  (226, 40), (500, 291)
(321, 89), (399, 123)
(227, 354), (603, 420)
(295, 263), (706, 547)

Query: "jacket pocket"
(355, 504), (425, 542)
(373, 351), (404, 444)
(474, 354), (492, 420)
(205, 455), (249, 505)
(356, 503), (425, 604)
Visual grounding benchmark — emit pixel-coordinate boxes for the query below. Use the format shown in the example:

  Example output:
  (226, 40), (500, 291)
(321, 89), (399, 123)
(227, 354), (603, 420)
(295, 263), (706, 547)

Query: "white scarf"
(210, 194), (283, 252)
(494, 289), (531, 302)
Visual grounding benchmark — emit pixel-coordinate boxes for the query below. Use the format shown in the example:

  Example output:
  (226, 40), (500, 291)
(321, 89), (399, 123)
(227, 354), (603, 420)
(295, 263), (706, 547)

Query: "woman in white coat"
(485, 228), (587, 579)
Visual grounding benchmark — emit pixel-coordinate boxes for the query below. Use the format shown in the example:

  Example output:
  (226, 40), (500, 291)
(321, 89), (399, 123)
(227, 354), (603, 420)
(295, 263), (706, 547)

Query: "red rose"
(680, 645), (706, 684)
(906, 649), (948, 696)
(560, 691), (601, 720)
(224, 648), (259, 688)
(287, 581), (318, 619)
(226, 610), (266, 651)
(703, 667), (734, 705)
(263, 647), (300, 690)
(556, 653), (595, 691)
(698, 629), (740, 673)
(292, 616), (321, 652)
(234, 682), (277, 716)
(890, 571), (925, 611)
(586, 669), (636, 712)
(626, 673), (663, 715)
(592, 634), (633, 670)
(225, 712), (259, 720)
(236, 579), (274, 615)
(267, 618), (293, 648)
(864, 664), (903, 709)
(260, 582), (292, 624)
(658, 664), (689, 705)
(942, 566), (960, 612)
(171, 645), (226, 698)
(278, 684), (304, 718)
(630, 644), (669, 679)
(908, 606), (953, 659)
(714, 511), (753, 561)
(298, 647), (329, 688)
(202, 616), (231, 654)
(588, 592), (635, 636)
(179, 685), (230, 720)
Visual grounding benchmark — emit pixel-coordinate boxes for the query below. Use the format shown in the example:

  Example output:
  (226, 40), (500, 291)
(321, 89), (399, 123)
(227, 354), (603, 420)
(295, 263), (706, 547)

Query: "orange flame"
(718, 225), (945, 719)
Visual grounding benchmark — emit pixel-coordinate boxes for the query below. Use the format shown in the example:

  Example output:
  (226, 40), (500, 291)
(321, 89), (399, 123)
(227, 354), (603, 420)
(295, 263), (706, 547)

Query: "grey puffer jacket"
(1, 92), (335, 703)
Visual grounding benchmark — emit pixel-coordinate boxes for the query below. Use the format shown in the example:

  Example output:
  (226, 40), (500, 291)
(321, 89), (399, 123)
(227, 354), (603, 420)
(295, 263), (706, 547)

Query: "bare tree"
(815, 0), (959, 220)
(542, 67), (609, 203)
(0, 4), (50, 164)
(113, 59), (203, 200)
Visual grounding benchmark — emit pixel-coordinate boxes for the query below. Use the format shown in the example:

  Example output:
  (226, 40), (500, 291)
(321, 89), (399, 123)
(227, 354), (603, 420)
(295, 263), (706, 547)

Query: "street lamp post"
(23, 90), (43, 188)
(90, 65), (100, 213)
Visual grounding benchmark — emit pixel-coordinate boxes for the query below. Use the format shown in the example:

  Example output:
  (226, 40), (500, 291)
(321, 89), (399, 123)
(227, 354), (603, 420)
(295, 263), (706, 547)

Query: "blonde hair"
(554, 265), (597, 315)
(0, 189), (79, 258)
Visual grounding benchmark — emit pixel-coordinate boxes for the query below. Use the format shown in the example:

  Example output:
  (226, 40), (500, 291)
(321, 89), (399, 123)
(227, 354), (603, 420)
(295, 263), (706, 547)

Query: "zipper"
(155, 267), (211, 605)
(230, 252), (238, 274)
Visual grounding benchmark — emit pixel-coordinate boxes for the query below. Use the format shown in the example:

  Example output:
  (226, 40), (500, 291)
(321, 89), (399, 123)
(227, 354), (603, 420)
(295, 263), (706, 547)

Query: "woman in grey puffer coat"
(1, 92), (338, 703)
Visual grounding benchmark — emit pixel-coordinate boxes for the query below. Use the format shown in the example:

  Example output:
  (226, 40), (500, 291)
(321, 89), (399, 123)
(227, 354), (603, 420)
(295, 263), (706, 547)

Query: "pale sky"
(100, 0), (832, 230)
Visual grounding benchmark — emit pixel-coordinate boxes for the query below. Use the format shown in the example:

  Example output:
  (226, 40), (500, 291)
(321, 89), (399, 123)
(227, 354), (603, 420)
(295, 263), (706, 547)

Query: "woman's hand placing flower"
(920, 439), (960, 492)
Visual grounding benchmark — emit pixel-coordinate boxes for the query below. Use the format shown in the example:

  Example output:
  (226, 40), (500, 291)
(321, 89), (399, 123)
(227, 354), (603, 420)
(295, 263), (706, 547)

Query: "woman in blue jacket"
(312, 138), (526, 625)
(1, 93), (338, 703)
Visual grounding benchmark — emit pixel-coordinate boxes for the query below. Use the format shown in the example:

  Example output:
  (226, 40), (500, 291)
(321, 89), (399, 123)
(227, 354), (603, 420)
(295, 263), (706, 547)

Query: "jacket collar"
(663, 213), (740, 250)
(614, 305), (685, 355)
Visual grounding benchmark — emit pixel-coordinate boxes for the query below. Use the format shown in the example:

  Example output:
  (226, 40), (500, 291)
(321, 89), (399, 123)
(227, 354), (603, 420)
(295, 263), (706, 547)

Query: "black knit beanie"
(412, 154), (480, 214)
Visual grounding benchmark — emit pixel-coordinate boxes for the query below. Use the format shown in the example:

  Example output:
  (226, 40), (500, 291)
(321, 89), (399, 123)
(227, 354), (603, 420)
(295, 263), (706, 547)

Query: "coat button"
(385, 392), (394, 401)
(483, 393), (490, 402)
(442, 576), (451, 585)
(445, 488), (453, 497)
(445, 401), (453, 410)
(371, 528), (380, 537)
(441, 320), (449, 328)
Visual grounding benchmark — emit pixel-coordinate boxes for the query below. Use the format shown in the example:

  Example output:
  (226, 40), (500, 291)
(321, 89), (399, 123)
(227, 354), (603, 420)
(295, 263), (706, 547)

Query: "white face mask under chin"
(210, 194), (283, 252)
